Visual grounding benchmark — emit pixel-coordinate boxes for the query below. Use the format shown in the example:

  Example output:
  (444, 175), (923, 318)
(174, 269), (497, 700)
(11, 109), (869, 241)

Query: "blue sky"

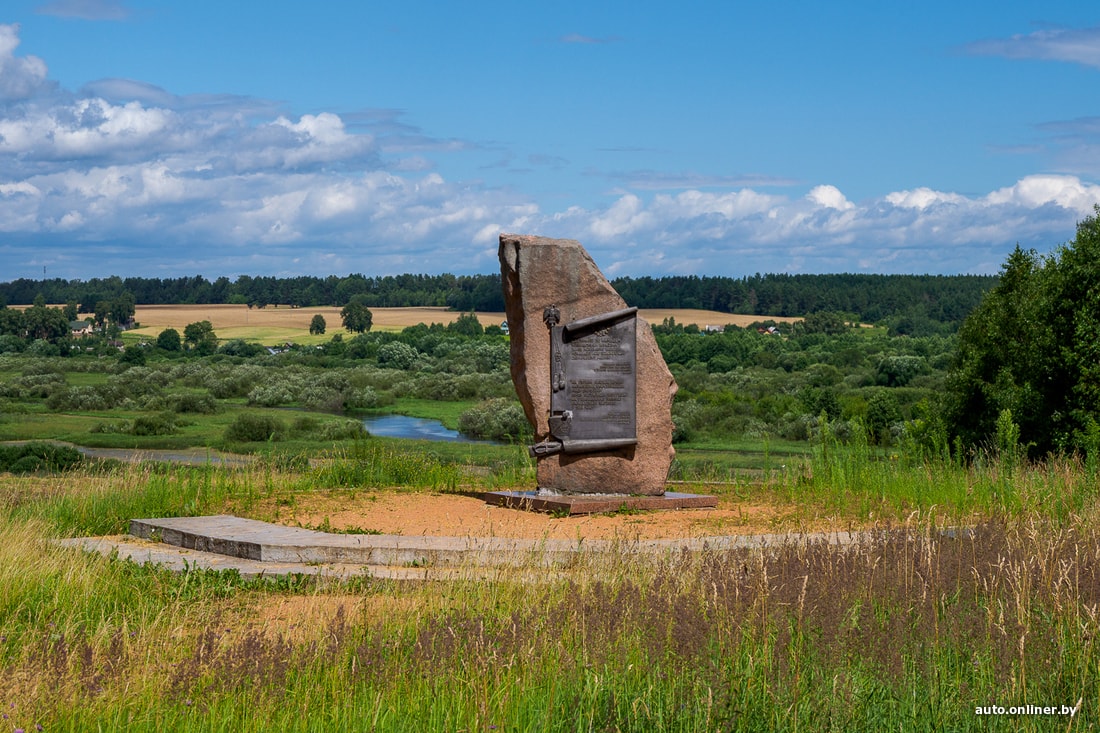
(2, 0), (1100, 280)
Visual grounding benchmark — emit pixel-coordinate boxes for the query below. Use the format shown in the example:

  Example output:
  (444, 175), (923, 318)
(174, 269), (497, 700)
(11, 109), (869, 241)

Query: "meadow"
(1, 444), (1098, 731)
(2, 304), (1098, 729)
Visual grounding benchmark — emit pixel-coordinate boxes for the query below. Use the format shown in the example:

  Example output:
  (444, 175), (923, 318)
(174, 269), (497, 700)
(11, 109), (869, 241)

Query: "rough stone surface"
(499, 233), (676, 495)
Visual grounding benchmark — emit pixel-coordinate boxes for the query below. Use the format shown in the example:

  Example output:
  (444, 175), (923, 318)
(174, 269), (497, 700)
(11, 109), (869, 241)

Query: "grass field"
(1, 452), (1098, 730)
(124, 304), (798, 344)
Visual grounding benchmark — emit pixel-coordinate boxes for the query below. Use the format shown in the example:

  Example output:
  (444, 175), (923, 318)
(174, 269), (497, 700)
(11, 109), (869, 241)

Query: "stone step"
(129, 515), (603, 568)
(55, 515), (962, 580)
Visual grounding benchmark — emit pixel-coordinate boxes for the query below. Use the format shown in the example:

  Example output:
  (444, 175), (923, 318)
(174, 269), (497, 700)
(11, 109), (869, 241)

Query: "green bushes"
(130, 412), (180, 436)
(224, 413), (285, 443)
(0, 441), (83, 472)
(457, 398), (530, 441)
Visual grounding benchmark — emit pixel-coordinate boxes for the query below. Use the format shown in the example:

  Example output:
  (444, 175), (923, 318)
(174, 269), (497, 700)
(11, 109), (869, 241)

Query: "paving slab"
(483, 490), (718, 515)
(56, 537), (419, 580)
(56, 515), (972, 579)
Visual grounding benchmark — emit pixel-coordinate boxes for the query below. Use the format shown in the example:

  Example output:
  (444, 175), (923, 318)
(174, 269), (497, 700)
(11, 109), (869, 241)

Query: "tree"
(119, 344), (146, 366)
(946, 208), (1100, 456)
(93, 300), (110, 329)
(341, 299), (373, 333)
(156, 328), (182, 352)
(447, 311), (484, 337)
(309, 314), (327, 335)
(109, 292), (136, 327)
(23, 300), (68, 341)
(183, 320), (217, 354)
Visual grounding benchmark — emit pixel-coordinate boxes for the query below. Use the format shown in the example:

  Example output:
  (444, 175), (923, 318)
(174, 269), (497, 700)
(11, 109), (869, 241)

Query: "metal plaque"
(532, 306), (637, 456)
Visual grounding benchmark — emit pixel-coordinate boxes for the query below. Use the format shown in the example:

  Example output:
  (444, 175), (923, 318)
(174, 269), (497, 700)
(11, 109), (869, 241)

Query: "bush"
(377, 341), (420, 370)
(318, 419), (368, 440)
(169, 392), (219, 414)
(247, 382), (298, 407)
(0, 442), (83, 473)
(130, 412), (179, 436)
(119, 345), (146, 366)
(299, 384), (344, 412)
(46, 385), (116, 411)
(224, 413), (285, 442)
(345, 386), (380, 409)
(0, 335), (25, 353)
(457, 398), (530, 441)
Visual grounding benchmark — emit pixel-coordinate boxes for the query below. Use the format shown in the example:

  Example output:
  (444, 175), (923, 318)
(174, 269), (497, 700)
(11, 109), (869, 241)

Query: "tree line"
(0, 272), (995, 330)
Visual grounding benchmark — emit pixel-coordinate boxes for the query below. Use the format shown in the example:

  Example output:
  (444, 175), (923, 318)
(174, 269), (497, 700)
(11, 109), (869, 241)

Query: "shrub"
(130, 412), (179, 436)
(457, 398), (530, 442)
(0, 335), (25, 353)
(299, 384), (344, 411)
(119, 345), (146, 366)
(247, 382), (298, 407)
(345, 386), (380, 409)
(46, 385), (115, 411)
(377, 341), (420, 370)
(318, 419), (367, 440)
(0, 442), (83, 473)
(25, 339), (60, 357)
(169, 392), (219, 414)
(224, 413), (285, 442)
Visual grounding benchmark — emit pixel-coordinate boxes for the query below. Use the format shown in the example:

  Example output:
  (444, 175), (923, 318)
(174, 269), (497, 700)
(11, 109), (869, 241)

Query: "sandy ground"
(259, 489), (836, 542)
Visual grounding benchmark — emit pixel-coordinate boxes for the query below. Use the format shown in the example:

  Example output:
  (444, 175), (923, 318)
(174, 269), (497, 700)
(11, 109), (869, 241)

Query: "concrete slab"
(483, 490), (718, 515)
(56, 536), (416, 580)
(55, 515), (971, 580)
(129, 515), (597, 567)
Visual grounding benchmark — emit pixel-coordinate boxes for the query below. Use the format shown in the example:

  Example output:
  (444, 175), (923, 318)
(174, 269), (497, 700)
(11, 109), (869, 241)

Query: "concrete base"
(484, 490), (718, 515)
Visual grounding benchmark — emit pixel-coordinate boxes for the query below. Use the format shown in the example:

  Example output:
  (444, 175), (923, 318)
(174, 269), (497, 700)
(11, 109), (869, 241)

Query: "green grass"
(1, 478), (1097, 730)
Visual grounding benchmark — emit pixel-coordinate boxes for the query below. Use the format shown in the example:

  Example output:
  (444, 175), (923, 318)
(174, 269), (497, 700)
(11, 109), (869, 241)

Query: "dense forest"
(0, 272), (996, 332)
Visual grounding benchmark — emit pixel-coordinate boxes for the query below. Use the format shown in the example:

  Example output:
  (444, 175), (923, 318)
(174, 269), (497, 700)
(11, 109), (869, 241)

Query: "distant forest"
(0, 272), (997, 331)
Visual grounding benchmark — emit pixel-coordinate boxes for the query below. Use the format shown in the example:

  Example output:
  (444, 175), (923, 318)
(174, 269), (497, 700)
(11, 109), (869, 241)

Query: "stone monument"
(486, 233), (717, 514)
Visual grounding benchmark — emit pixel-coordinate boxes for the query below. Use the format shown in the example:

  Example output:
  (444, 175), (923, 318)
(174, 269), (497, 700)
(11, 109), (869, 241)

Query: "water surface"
(361, 414), (495, 443)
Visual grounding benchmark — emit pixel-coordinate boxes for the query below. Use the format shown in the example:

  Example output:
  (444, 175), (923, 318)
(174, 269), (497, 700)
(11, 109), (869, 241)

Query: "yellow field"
(129, 305), (508, 343)
(125, 304), (801, 344)
(637, 309), (802, 329)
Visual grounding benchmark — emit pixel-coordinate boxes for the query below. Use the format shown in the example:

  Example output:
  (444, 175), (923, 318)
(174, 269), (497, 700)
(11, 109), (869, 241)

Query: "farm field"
(126, 304), (796, 344)
(128, 304), (508, 343)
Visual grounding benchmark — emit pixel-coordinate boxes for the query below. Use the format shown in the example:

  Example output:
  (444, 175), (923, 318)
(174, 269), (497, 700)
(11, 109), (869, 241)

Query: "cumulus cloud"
(532, 174), (1100, 276)
(0, 23), (1097, 279)
(964, 26), (1100, 69)
(0, 24), (51, 101)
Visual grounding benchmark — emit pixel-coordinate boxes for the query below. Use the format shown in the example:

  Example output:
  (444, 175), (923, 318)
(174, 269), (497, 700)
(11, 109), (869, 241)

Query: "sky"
(2, 1), (1100, 281)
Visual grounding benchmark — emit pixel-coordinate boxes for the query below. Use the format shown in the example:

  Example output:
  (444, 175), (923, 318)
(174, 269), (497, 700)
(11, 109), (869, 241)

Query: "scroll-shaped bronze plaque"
(537, 307), (637, 456)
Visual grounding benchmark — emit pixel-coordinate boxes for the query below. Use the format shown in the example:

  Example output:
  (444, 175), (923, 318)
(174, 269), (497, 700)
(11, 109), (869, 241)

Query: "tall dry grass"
(1, 506), (1098, 729)
(1, 452), (1099, 730)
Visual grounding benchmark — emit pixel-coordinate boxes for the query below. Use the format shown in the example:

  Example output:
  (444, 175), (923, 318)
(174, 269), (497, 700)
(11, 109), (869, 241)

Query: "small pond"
(361, 414), (497, 444)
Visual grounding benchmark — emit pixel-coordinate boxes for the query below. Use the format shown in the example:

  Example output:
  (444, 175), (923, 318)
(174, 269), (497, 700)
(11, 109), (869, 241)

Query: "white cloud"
(885, 187), (966, 210)
(0, 23), (1097, 279)
(806, 185), (854, 211)
(984, 174), (1100, 214)
(965, 26), (1100, 69)
(0, 24), (51, 101)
